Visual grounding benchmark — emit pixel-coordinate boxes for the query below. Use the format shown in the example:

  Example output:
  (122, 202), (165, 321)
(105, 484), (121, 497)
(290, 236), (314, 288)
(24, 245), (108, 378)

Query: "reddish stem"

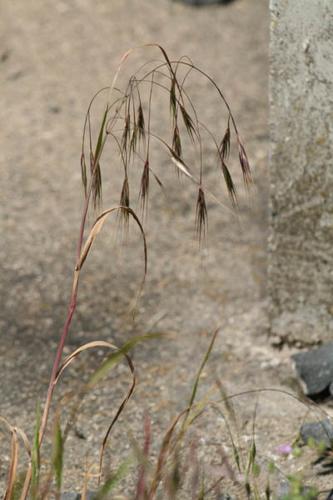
(38, 131), (102, 444)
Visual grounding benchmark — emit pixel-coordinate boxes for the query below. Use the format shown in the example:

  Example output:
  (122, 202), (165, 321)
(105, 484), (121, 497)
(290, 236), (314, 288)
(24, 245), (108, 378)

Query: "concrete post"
(269, 0), (333, 345)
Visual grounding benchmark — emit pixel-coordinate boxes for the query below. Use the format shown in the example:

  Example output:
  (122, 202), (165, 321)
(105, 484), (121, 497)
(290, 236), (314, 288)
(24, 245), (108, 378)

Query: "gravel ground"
(1, 0), (332, 497)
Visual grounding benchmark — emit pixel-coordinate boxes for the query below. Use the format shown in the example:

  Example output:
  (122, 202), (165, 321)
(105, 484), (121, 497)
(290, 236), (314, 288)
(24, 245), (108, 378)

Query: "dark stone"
(300, 419), (333, 448)
(325, 490), (333, 500)
(292, 343), (333, 398)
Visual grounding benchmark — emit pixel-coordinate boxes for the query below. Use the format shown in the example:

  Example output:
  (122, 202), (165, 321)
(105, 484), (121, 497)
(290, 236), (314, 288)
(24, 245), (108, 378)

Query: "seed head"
(195, 187), (208, 243)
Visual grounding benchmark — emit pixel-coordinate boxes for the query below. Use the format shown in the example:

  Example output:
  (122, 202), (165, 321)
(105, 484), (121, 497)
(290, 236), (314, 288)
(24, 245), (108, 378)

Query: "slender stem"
(38, 289), (78, 443)
(38, 114), (108, 444)
(38, 198), (89, 444)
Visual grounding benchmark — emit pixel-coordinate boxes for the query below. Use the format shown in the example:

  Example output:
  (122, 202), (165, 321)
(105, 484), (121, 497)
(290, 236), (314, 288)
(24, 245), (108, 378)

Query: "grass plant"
(1, 45), (329, 499)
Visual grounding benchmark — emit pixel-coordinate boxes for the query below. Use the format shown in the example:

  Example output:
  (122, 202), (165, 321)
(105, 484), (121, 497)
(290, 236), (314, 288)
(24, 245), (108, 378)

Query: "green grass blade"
(52, 418), (64, 494)
(94, 457), (132, 499)
(89, 333), (163, 386)
(188, 329), (219, 410)
(94, 105), (109, 161)
(31, 401), (41, 499)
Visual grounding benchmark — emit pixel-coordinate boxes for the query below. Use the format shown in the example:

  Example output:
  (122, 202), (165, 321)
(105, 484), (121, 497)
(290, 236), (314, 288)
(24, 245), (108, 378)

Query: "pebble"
(300, 419), (333, 448)
(292, 343), (333, 398)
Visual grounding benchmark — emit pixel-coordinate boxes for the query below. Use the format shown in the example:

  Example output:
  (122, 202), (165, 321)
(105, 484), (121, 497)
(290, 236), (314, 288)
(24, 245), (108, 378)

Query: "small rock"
(292, 343), (333, 398)
(300, 419), (333, 448)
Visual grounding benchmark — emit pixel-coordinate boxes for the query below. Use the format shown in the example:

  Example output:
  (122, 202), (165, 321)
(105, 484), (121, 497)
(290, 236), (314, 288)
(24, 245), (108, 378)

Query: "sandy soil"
(1, 0), (332, 497)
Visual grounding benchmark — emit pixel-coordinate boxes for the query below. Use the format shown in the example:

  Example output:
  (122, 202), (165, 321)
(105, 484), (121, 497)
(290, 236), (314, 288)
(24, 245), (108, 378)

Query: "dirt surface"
(1, 0), (332, 497)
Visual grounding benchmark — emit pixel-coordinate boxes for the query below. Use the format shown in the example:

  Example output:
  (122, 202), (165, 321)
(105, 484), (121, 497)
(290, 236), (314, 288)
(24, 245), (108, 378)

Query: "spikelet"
(195, 187), (208, 243)
(172, 124), (182, 159)
(137, 103), (145, 142)
(119, 176), (130, 229)
(221, 161), (236, 205)
(140, 159), (150, 213)
(219, 117), (231, 161)
(238, 140), (252, 186)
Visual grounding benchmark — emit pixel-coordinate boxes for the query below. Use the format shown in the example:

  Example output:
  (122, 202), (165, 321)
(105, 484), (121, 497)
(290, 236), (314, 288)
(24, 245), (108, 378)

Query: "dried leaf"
(0, 417), (19, 500)
(76, 206), (147, 294)
(51, 338), (138, 487)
